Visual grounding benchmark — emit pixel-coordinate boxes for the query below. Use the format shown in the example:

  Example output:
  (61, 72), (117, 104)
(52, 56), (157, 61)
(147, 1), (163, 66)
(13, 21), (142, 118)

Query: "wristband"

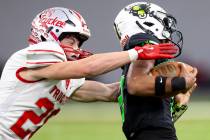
(155, 76), (167, 97)
(171, 77), (186, 91)
(127, 49), (138, 61)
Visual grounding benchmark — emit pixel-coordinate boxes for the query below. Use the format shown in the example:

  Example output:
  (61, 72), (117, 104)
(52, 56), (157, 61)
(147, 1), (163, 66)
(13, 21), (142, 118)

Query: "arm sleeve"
(55, 78), (85, 98)
(25, 42), (67, 68)
(65, 78), (85, 97)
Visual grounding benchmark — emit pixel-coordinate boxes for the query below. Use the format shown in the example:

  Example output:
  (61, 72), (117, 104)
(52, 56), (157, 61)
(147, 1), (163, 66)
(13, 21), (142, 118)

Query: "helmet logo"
(129, 4), (150, 19)
(39, 15), (66, 28)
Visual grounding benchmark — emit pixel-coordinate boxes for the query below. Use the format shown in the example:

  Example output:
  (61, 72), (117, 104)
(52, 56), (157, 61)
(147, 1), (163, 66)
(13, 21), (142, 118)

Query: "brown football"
(150, 61), (194, 77)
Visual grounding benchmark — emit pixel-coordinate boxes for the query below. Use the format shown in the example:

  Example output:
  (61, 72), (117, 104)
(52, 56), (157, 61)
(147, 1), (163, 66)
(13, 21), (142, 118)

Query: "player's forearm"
(127, 76), (186, 98)
(71, 81), (119, 102)
(82, 52), (131, 78)
(40, 51), (131, 80)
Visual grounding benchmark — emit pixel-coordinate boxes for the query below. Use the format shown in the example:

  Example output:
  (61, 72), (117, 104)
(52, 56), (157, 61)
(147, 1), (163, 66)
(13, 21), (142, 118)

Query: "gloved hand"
(128, 43), (178, 61)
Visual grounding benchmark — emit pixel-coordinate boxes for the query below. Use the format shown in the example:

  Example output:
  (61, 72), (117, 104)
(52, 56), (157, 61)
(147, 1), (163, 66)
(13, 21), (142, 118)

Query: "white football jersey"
(0, 42), (85, 140)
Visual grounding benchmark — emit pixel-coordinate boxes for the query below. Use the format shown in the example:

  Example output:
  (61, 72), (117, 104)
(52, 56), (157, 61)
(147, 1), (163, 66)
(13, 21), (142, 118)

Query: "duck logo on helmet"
(128, 4), (150, 19)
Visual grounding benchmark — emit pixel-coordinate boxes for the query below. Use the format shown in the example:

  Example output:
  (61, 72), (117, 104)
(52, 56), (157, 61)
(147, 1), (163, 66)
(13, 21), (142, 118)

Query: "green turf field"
(31, 98), (210, 140)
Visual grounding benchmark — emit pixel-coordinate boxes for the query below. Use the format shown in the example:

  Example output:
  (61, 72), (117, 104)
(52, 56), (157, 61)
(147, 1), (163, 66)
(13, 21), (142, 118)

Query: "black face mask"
(135, 11), (183, 58)
(161, 14), (183, 57)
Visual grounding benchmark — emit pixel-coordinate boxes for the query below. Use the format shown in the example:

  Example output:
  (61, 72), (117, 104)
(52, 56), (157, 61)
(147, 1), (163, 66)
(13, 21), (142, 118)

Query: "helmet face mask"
(114, 2), (183, 57)
(151, 11), (183, 57)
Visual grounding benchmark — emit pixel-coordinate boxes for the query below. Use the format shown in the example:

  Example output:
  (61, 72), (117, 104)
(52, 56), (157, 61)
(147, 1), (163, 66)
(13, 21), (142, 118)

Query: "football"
(150, 61), (194, 77)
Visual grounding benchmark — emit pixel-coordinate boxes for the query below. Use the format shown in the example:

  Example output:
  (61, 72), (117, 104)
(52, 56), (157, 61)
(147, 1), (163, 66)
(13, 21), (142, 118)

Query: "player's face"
(60, 34), (80, 49)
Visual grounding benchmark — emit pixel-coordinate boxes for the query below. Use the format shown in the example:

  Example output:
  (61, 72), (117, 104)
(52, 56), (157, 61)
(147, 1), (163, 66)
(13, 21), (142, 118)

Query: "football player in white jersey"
(0, 7), (178, 140)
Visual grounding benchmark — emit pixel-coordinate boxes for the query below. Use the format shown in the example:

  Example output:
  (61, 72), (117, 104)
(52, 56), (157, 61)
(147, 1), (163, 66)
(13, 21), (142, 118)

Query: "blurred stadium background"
(1, 0), (210, 140)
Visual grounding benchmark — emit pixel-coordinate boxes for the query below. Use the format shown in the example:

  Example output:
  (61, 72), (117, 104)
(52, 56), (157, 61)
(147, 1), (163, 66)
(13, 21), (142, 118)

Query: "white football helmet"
(29, 7), (91, 46)
(114, 2), (183, 56)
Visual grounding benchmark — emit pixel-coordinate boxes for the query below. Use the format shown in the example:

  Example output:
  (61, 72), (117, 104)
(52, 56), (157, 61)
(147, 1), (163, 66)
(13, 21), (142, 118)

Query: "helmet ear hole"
(56, 29), (59, 33)
(143, 22), (154, 27)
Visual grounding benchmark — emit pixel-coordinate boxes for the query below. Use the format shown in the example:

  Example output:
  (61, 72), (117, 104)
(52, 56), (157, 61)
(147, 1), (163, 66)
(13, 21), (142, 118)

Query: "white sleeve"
(25, 42), (67, 68)
(56, 78), (85, 97)
(66, 78), (85, 97)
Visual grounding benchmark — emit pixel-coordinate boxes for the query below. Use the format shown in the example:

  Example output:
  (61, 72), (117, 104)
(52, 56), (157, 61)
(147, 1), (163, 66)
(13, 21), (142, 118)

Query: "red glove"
(128, 43), (177, 61)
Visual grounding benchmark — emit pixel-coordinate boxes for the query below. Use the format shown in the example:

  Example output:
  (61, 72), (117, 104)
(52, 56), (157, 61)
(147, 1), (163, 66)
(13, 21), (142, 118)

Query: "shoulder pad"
(26, 42), (66, 68)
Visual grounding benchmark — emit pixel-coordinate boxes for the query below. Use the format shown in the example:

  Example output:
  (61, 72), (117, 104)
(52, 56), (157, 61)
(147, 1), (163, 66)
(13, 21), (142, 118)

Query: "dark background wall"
(0, 0), (210, 88)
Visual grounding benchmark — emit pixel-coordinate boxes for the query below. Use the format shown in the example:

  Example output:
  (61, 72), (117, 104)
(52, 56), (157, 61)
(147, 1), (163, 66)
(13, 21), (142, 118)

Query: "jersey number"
(10, 98), (60, 139)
